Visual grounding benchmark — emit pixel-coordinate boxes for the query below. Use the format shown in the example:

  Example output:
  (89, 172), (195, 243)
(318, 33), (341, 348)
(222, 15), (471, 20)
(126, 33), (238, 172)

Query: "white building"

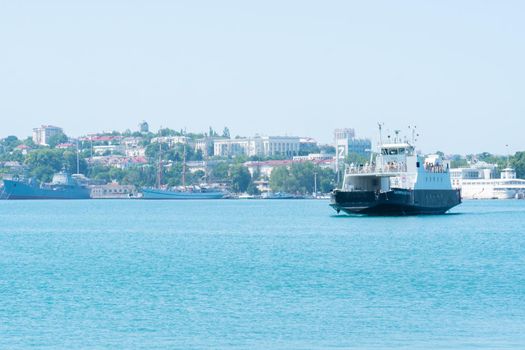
(194, 138), (213, 158)
(92, 144), (125, 155)
(122, 137), (145, 157)
(213, 136), (301, 158)
(260, 136), (300, 157)
(213, 138), (252, 157)
(32, 125), (63, 146)
(151, 136), (190, 147)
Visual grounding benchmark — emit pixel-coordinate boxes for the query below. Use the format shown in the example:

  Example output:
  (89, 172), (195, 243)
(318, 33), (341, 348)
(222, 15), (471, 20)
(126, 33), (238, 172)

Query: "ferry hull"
(330, 188), (461, 216)
(2, 179), (91, 200)
(142, 188), (226, 199)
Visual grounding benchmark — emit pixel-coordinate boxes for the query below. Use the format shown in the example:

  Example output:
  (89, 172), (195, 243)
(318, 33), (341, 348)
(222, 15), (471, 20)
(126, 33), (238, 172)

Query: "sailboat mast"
(156, 141), (162, 188)
(182, 141), (186, 187)
(76, 139), (80, 174)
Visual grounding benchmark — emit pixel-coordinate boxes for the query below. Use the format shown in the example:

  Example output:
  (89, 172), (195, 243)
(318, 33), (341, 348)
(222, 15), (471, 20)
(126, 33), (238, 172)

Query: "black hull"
(330, 188), (461, 216)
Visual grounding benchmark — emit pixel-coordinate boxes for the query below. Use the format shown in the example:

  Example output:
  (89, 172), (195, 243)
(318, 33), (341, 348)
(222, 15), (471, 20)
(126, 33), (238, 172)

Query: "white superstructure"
(342, 141), (453, 193)
(451, 165), (525, 199)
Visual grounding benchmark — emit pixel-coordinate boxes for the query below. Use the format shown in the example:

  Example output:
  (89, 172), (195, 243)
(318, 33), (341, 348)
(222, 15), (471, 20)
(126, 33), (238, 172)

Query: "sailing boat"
(142, 137), (227, 199)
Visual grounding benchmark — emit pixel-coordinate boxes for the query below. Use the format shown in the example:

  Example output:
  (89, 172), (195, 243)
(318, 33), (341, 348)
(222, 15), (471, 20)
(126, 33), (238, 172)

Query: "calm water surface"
(1, 199), (524, 349)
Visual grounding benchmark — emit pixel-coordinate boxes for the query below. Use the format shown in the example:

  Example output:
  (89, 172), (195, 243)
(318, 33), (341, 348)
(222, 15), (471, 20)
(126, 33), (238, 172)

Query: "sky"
(1, 0), (524, 154)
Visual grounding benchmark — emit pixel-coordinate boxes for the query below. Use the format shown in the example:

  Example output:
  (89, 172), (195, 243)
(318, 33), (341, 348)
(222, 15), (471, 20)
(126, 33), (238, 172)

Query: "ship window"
(416, 161), (420, 168)
(398, 148), (405, 154)
(382, 149), (388, 155)
(389, 149), (398, 155)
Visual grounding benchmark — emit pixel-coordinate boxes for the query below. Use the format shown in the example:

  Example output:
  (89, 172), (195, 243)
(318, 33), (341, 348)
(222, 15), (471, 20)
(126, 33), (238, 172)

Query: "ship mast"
(377, 122), (384, 169)
(409, 125), (418, 145)
(156, 140), (162, 189)
(378, 122), (383, 146)
(394, 130), (401, 143)
(182, 131), (187, 187)
(76, 139), (80, 174)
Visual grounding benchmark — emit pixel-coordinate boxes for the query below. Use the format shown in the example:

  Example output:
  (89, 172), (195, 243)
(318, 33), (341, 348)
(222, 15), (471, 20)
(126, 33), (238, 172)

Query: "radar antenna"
(394, 130), (401, 143)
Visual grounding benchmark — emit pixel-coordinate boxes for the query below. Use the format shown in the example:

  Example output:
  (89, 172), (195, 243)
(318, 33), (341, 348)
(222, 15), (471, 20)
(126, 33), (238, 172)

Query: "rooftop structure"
(139, 121), (149, 133)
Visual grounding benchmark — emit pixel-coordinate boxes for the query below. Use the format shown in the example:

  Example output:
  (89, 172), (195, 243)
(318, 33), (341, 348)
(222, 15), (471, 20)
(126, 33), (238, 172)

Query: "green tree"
(109, 167), (125, 182)
(31, 165), (56, 183)
(121, 166), (156, 187)
(145, 142), (169, 162)
(346, 152), (368, 165)
(24, 148), (89, 181)
(23, 137), (36, 148)
(512, 151), (525, 178)
(25, 149), (63, 177)
(320, 145), (335, 154)
(269, 166), (291, 193)
(298, 142), (320, 156)
(192, 170), (206, 182)
(450, 158), (468, 168)
(246, 182), (260, 195)
(47, 132), (68, 148)
(270, 163), (335, 194)
(62, 150), (88, 174)
(158, 128), (180, 137)
(88, 165), (112, 182)
(2, 135), (21, 151)
(230, 165), (251, 193)
(211, 162), (229, 181)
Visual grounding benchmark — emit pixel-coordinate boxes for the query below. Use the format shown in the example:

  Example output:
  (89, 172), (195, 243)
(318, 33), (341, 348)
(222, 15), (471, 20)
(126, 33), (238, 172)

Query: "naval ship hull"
(330, 188), (461, 215)
(2, 179), (91, 200)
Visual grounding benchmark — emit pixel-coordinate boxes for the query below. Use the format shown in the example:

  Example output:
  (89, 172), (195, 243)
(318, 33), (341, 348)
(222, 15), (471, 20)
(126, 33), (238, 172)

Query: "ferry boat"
(330, 126), (461, 215)
(2, 171), (91, 200)
(450, 165), (525, 199)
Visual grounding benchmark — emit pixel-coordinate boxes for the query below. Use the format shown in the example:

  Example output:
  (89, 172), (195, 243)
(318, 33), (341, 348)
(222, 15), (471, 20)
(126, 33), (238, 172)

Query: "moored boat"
(2, 172), (91, 200)
(450, 166), (525, 199)
(142, 187), (227, 199)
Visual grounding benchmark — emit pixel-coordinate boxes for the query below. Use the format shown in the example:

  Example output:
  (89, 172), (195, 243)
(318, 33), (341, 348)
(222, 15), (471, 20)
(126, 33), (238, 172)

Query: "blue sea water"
(0, 199), (524, 349)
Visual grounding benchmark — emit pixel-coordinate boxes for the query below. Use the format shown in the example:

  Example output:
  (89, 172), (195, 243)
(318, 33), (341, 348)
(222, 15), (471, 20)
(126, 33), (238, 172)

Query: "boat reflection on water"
(261, 192), (304, 199)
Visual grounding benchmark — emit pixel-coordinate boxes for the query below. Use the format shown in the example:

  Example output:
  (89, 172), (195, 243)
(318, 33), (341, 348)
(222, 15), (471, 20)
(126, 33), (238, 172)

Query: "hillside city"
(1, 122), (524, 198)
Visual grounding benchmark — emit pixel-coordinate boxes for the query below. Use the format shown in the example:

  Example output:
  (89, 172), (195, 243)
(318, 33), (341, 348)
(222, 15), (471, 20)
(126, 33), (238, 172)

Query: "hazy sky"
(1, 1), (524, 154)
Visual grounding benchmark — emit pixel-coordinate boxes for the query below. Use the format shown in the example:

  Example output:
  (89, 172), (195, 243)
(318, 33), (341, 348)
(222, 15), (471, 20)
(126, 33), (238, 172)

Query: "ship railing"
(345, 164), (408, 175)
(424, 164), (449, 173)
